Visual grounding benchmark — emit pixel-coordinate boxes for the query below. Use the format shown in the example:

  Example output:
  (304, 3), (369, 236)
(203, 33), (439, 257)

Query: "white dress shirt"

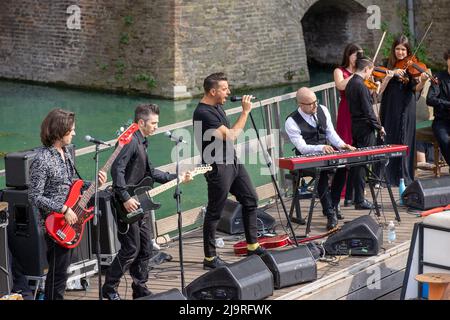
(285, 105), (346, 155)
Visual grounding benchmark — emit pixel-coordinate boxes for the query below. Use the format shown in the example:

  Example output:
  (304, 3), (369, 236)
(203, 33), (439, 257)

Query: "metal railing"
(0, 81), (339, 181)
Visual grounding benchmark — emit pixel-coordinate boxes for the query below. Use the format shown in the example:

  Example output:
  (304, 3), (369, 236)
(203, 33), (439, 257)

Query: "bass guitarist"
(102, 103), (192, 300)
(29, 108), (107, 300)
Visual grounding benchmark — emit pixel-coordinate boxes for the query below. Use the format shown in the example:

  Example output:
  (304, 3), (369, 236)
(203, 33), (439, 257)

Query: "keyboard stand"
(365, 161), (401, 222)
(290, 158), (401, 237)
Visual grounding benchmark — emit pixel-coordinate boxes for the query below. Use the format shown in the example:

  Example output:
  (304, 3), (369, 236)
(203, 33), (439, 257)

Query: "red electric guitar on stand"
(45, 123), (139, 249)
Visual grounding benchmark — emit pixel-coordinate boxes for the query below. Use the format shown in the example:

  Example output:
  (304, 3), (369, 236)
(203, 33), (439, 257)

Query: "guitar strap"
(73, 165), (84, 180)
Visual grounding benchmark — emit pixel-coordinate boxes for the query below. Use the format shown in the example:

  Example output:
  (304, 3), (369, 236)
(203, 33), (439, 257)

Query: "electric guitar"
(233, 227), (341, 255)
(115, 165), (212, 224)
(45, 123), (139, 249)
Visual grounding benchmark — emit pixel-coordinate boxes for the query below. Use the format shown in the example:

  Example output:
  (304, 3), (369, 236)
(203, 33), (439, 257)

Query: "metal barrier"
(0, 81), (339, 186)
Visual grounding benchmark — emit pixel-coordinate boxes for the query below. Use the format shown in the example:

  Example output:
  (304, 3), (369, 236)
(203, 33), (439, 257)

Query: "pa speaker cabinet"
(261, 245), (317, 289)
(2, 189), (48, 276)
(186, 255), (273, 300)
(135, 288), (186, 300)
(324, 215), (382, 256)
(2, 188), (92, 277)
(5, 144), (75, 189)
(402, 176), (450, 210)
(217, 199), (276, 235)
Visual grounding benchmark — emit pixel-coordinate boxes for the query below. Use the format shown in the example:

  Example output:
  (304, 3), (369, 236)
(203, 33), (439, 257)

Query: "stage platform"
(64, 168), (443, 300)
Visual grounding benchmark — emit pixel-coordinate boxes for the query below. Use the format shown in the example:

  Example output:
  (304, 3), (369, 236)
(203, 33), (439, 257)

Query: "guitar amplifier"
(324, 215), (382, 256)
(4, 144), (75, 189)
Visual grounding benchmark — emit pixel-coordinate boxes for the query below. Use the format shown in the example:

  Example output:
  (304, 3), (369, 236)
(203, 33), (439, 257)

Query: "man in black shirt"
(427, 49), (450, 167)
(346, 57), (385, 210)
(193, 72), (265, 269)
(102, 104), (192, 300)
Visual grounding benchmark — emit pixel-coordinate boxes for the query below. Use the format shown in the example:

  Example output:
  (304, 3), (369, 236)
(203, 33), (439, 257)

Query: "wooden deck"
(64, 168), (445, 301)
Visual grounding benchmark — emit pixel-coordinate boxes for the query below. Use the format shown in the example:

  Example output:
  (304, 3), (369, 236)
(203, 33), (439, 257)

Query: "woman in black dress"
(378, 35), (428, 186)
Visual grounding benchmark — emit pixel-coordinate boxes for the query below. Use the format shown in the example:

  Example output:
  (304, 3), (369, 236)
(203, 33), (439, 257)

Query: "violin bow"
(411, 21), (433, 59)
(372, 31), (387, 64)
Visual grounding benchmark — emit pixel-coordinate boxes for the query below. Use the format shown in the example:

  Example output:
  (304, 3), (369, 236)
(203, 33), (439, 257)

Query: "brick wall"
(0, 0), (447, 99)
(0, 0), (175, 97)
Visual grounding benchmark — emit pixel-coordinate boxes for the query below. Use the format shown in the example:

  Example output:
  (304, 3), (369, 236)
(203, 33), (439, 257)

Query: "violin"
(372, 66), (409, 84)
(395, 55), (438, 84)
(364, 79), (379, 91)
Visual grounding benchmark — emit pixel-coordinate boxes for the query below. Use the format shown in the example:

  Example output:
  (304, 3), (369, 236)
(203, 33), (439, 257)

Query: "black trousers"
(350, 127), (376, 204)
(204, 163), (258, 257)
(103, 214), (153, 298)
(432, 119), (450, 167)
(317, 168), (346, 216)
(44, 235), (72, 300)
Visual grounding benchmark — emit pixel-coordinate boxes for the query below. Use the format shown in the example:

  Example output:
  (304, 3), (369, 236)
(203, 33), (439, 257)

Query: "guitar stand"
(293, 158), (401, 237)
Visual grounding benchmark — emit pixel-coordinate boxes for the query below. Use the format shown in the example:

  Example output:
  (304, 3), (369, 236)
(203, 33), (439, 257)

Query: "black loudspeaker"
(402, 176), (450, 210)
(186, 255), (273, 300)
(2, 189), (48, 276)
(324, 215), (382, 256)
(261, 245), (317, 289)
(217, 199), (276, 235)
(90, 190), (120, 257)
(1, 189), (91, 277)
(135, 288), (186, 300)
(5, 144), (75, 189)
(1, 202), (11, 295)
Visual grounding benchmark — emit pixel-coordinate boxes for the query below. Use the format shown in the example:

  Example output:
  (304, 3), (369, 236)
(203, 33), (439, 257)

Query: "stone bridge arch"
(298, 0), (383, 67)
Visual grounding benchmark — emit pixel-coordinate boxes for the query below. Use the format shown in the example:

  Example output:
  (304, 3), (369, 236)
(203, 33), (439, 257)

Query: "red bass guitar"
(45, 123), (138, 248)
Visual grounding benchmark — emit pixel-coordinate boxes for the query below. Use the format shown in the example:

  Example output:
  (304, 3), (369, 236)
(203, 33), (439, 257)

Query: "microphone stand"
(92, 143), (103, 300)
(172, 139), (186, 295)
(248, 110), (299, 246)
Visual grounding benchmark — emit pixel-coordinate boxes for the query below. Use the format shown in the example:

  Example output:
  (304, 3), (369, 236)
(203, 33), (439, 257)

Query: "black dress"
(380, 75), (417, 186)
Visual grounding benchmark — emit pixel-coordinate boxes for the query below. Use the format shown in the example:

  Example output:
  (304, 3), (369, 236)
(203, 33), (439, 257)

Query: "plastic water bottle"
(215, 237), (225, 248)
(387, 221), (396, 243)
(399, 178), (406, 205)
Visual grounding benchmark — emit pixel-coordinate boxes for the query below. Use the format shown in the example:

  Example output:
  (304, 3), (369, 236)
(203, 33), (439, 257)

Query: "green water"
(0, 65), (333, 219)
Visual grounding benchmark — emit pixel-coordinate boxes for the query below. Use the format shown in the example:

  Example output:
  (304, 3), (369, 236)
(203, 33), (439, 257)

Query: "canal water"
(0, 65), (333, 220)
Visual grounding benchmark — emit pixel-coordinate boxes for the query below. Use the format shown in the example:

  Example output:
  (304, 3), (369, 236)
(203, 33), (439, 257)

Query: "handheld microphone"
(165, 131), (187, 144)
(85, 135), (111, 146)
(230, 96), (257, 102)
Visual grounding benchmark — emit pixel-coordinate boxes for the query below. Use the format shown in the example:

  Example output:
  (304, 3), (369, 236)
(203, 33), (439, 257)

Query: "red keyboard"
(277, 144), (408, 171)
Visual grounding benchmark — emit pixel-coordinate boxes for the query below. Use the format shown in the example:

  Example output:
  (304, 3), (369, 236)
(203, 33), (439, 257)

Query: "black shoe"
(203, 256), (227, 270)
(247, 246), (267, 256)
(334, 204), (344, 220)
(326, 214), (338, 230)
(355, 199), (376, 210)
(102, 290), (121, 300)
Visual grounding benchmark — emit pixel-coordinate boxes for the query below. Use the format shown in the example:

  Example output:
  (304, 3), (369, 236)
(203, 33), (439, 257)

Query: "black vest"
(287, 106), (328, 155)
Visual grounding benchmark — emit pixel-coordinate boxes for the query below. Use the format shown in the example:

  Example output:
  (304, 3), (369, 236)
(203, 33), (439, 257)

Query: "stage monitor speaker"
(5, 144), (75, 189)
(186, 255), (273, 300)
(217, 199), (276, 235)
(402, 176), (450, 210)
(89, 190), (120, 256)
(261, 245), (317, 289)
(135, 288), (186, 300)
(1, 188), (92, 277)
(324, 215), (382, 256)
(1, 202), (11, 295)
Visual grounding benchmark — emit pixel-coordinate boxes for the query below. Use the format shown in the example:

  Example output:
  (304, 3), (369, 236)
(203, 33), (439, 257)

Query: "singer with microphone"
(28, 108), (107, 300)
(102, 103), (192, 300)
(193, 72), (265, 270)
